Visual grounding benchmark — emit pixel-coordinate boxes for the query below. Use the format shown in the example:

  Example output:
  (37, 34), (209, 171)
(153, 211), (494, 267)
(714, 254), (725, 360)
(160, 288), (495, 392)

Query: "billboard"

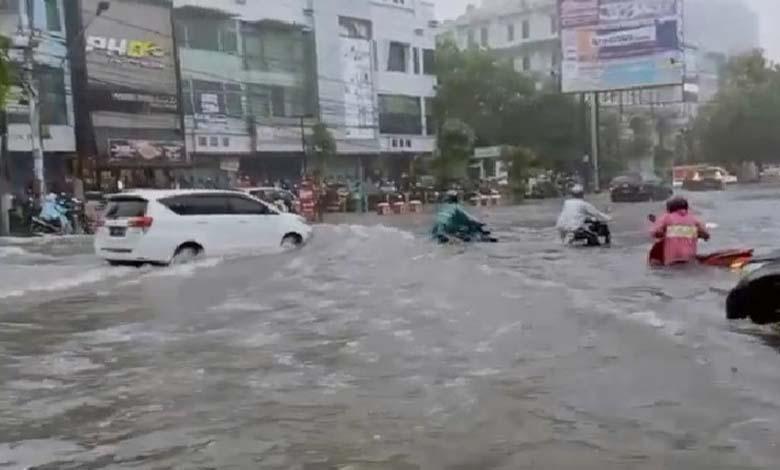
(559, 0), (684, 93)
(81, 0), (184, 163)
(108, 139), (185, 163)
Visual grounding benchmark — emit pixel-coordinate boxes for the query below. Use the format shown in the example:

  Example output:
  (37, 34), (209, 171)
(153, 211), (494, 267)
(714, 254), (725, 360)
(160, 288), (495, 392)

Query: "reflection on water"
(1, 188), (780, 469)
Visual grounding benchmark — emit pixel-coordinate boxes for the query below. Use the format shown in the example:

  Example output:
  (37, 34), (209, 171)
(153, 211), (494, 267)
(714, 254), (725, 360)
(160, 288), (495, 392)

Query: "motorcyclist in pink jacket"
(652, 197), (710, 266)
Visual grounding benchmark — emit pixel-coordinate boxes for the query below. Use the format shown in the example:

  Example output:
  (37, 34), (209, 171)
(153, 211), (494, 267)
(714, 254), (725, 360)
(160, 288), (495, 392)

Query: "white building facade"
(1, 0), (75, 191)
(313, 0), (438, 179)
(442, 0), (559, 87)
(173, 0), (316, 182)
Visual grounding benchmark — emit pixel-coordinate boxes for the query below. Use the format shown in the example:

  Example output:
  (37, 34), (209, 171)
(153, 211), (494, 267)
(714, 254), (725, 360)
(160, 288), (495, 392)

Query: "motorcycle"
(726, 255), (780, 324)
(647, 214), (753, 268)
(434, 222), (498, 244)
(568, 219), (611, 247)
(30, 194), (89, 236)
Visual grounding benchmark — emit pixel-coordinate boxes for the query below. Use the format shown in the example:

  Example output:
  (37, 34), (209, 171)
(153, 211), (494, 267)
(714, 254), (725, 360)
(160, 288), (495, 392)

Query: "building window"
(243, 25), (305, 73)
(413, 47), (420, 74)
(9, 65), (70, 125)
(37, 65), (67, 125)
(339, 16), (372, 39)
(467, 29), (476, 48)
(185, 79), (244, 117)
(422, 48), (435, 75)
(507, 24), (515, 42)
(45, 0), (62, 32)
(181, 80), (193, 115)
(522, 55), (530, 71)
(550, 14), (558, 34)
(387, 41), (408, 72)
(378, 94), (422, 135)
(176, 17), (238, 54)
(424, 97), (435, 136)
(480, 26), (488, 47)
(0, 0), (19, 12)
(522, 20), (530, 39)
(247, 84), (305, 118)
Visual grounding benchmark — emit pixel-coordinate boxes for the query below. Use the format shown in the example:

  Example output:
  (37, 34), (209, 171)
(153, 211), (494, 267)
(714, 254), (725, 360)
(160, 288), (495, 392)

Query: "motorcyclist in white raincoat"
(555, 185), (611, 244)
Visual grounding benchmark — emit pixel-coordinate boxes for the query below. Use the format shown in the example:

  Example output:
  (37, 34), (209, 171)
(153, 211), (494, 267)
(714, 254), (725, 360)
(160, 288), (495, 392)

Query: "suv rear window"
(104, 197), (148, 219)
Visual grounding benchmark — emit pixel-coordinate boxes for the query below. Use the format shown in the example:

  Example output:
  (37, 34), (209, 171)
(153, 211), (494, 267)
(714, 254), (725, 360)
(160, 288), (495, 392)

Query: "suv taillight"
(128, 216), (153, 230)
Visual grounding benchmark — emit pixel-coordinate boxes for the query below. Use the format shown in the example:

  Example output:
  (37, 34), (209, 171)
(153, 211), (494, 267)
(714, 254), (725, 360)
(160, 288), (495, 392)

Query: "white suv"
(94, 190), (312, 266)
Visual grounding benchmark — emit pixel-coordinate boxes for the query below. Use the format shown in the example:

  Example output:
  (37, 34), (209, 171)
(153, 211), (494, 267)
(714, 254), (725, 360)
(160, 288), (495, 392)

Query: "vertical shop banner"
(559, 0), (684, 93)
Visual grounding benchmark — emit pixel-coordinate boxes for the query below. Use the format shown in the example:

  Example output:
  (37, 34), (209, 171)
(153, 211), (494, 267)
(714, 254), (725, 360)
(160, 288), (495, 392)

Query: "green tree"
(433, 39), (582, 172)
(502, 145), (537, 197)
(626, 115), (654, 160)
(694, 49), (780, 165)
(431, 119), (475, 184)
(0, 36), (10, 109)
(305, 123), (337, 178)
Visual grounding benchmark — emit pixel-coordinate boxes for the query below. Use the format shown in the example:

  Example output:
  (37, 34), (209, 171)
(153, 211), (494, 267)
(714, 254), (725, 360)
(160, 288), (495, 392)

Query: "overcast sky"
(433, 0), (779, 60)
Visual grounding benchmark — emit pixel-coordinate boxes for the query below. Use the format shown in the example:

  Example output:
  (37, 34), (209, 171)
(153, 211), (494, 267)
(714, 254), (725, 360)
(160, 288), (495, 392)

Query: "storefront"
(74, 0), (186, 188)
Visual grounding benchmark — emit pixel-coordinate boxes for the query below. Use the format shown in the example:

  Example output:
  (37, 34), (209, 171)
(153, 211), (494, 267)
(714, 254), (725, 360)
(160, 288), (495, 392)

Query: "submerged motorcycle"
(646, 214), (753, 268)
(568, 219), (611, 247)
(434, 223), (498, 244)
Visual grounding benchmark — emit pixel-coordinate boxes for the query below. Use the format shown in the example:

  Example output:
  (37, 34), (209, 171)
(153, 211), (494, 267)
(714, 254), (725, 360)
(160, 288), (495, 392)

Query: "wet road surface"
(2, 186), (780, 469)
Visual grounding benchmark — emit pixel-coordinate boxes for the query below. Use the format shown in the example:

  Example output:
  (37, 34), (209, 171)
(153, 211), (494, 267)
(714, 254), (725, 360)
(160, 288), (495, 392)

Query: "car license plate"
(109, 227), (126, 237)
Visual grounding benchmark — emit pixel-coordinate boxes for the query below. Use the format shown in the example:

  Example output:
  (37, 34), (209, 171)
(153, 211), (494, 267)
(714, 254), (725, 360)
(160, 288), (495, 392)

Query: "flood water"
(2, 187), (780, 469)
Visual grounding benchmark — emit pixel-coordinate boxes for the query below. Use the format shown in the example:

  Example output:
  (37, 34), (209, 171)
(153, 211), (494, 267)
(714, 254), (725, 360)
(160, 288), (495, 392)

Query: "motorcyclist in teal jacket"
(432, 191), (488, 243)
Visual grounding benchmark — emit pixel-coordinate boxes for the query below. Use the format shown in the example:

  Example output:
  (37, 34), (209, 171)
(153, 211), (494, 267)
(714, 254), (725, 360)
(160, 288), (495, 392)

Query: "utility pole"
(22, 0), (45, 200)
(589, 91), (601, 192)
(300, 115), (307, 177)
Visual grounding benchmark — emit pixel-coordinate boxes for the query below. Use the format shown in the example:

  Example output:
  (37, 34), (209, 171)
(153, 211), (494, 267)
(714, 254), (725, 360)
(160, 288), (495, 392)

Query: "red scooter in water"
(646, 214), (754, 268)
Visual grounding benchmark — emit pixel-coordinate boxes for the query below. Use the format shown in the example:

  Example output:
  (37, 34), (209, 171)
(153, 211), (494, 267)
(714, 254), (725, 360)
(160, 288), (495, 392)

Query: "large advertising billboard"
(559, 0), (684, 93)
(81, 0), (184, 164)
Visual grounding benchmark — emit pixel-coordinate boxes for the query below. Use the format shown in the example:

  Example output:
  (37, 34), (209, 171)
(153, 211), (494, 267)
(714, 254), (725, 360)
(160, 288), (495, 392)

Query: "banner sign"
(108, 139), (185, 163)
(559, 0), (684, 93)
(82, 0), (179, 108)
(82, 0), (185, 164)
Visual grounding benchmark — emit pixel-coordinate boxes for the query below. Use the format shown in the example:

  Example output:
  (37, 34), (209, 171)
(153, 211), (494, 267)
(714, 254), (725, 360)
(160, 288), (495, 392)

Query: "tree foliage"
(0, 36), (10, 109)
(433, 39), (583, 173)
(502, 146), (537, 196)
(694, 49), (780, 165)
(431, 118), (475, 184)
(305, 123), (337, 177)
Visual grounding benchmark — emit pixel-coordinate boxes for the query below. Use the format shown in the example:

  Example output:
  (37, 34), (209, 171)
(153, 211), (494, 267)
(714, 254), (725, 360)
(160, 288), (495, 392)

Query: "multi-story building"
(173, 0), (316, 184)
(1, 0), (74, 192)
(2, 0), (437, 191)
(441, 0), (758, 94)
(442, 0), (559, 87)
(313, 0), (438, 180)
(64, 0), (185, 190)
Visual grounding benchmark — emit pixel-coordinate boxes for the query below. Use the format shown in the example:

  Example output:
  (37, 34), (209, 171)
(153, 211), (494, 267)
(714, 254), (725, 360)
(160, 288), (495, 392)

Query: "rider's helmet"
(666, 196), (689, 213)
(444, 190), (460, 204)
(570, 184), (585, 198)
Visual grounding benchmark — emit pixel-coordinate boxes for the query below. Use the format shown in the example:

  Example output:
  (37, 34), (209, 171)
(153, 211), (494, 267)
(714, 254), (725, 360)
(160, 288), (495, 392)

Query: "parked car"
(610, 174), (673, 203)
(682, 167), (726, 191)
(95, 190), (312, 266)
(237, 187), (300, 213)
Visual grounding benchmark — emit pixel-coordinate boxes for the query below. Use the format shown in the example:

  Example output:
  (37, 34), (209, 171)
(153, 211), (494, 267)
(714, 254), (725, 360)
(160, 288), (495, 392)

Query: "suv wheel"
(172, 244), (202, 265)
(281, 233), (303, 249)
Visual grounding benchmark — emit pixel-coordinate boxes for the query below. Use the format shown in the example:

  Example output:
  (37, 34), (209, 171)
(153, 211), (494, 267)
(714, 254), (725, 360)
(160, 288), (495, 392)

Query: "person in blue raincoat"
(432, 191), (486, 243)
(39, 193), (72, 234)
